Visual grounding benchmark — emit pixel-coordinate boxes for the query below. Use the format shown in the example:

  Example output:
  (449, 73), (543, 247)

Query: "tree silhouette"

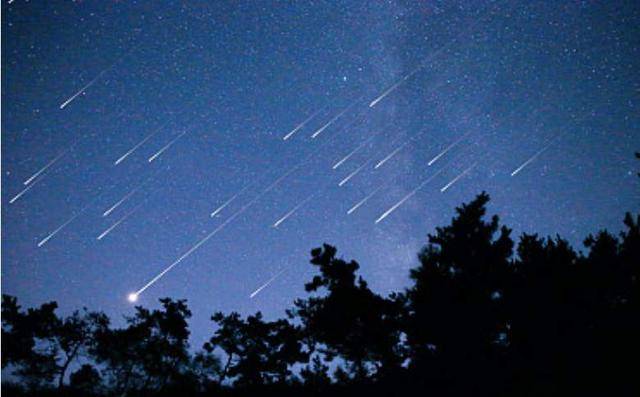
(404, 192), (513, 392)
(69, 364), (102, 395)
(91, 298), (192, 395)
(207, 311), (307, 387)
(288, 244), (405, 381)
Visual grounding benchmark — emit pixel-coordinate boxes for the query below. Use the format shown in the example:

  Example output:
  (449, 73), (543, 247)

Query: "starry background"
(2, 1), (639, 348)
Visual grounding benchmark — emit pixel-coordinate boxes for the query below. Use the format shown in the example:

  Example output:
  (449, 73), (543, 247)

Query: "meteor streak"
(375, 126), (430, 170)
(272, 193), (315, 228)
(97, 203), (143, 240)
(250, 269), (286, 299)
(368, 68), (421, 108)
(10, 178), (43, 204)
(283, 107), (324, 141)
(60, 43), (140, 110)
(375, 167), (447, 224)
(115, 121), (169, 165)
(23, 150), (68, 185)
(510, 133), (565, 177)
(428, 130), (472, 166)
(338, 159), (373, 187)
(103, 168), (163, 217)
(440, 163), (476, 192)
(510, 148), (548, 177)
(332, 130), (378, 170)
(311, 98), (360, 139)
(37, 211), (84, 248)
(347, 186), (383, 215)
(148, 130), (188, 163)
(59, 74), (103, 110)
(210, 185), (249, 218)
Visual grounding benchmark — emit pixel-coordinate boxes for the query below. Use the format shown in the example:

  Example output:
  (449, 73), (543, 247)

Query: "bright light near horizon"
(127, 293), (138, 303)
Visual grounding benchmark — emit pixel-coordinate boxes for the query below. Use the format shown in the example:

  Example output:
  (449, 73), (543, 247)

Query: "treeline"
(2, 192), (639, 397)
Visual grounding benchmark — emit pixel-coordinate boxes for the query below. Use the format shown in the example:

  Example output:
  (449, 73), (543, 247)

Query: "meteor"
(510, 147), (547, 177)
(428, 130), (473, 166)
(97, 203), (143, 241)
(440, 162), (477, 192)
(375, 166), (447, 224)
(103, 187), (141, 217)
(115, 121), (170, 165)
(210, 185), (250, 218)
(338, 159), (373, 187)
(103, 168), (164, 217)
(10, 178), (43, 204)
(60, 43), (140, 110)
(37, 211), (84, 248)
(272, 193), (315, 228)
(249, 269), (286, 299)
(148, 129), (188, 163)
(368, 71), (416, 108)
(374, 145), (404, 169)
(375, 126), (430, 170)
(311, 98), (360, 139)
(37, 187), (113, 247)
(510, 132), (566, 177)
(59, 74), (103, 110)
(23, 150), (68, 185)
(283, 107), (325, 141)
(347, 186), (384, 215)
(332, 133), (377, 170)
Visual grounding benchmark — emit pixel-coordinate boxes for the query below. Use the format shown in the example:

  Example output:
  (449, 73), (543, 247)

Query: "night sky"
(2, 1), (639, 347)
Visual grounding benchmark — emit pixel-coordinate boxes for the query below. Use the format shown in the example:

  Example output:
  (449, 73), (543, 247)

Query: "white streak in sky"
(375, 167), (447, 224)
(37, 212), (84, 247)
(347, 186), (384, 215)
(10, 179), (41, 204)
(374, 145), (405, 169)
(148, 130), (188, 163)
(377, 128), (430, 170)
(272, 194), (315, 228)
(428, 130), (472, 166)
(115, 121), (169, 165)
(59, 73), (103, 110)
(210, 186), (249, 218)
(104, 194), (133, 217)
(250, 269), (286, 298)
(23, 150), (67, 185)
(283, 108), (324, 141)
(338, 159), (373, 187)
(440, 163), (477, 192)
(369, 62), (428, 108)
(97, 204), (142, 240)
(311, 99), (359, 139)
(510, 148), (547, 177)
(332, 135), (375, 170)
(60, 43), (140, 110)
(10, 166), (57, 204)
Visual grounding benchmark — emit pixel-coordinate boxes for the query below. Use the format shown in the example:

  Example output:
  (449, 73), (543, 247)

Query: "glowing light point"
(127, 293), (139, 303)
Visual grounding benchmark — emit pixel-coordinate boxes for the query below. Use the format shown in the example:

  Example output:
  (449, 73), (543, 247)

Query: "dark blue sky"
(2, 1), (639, 347)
